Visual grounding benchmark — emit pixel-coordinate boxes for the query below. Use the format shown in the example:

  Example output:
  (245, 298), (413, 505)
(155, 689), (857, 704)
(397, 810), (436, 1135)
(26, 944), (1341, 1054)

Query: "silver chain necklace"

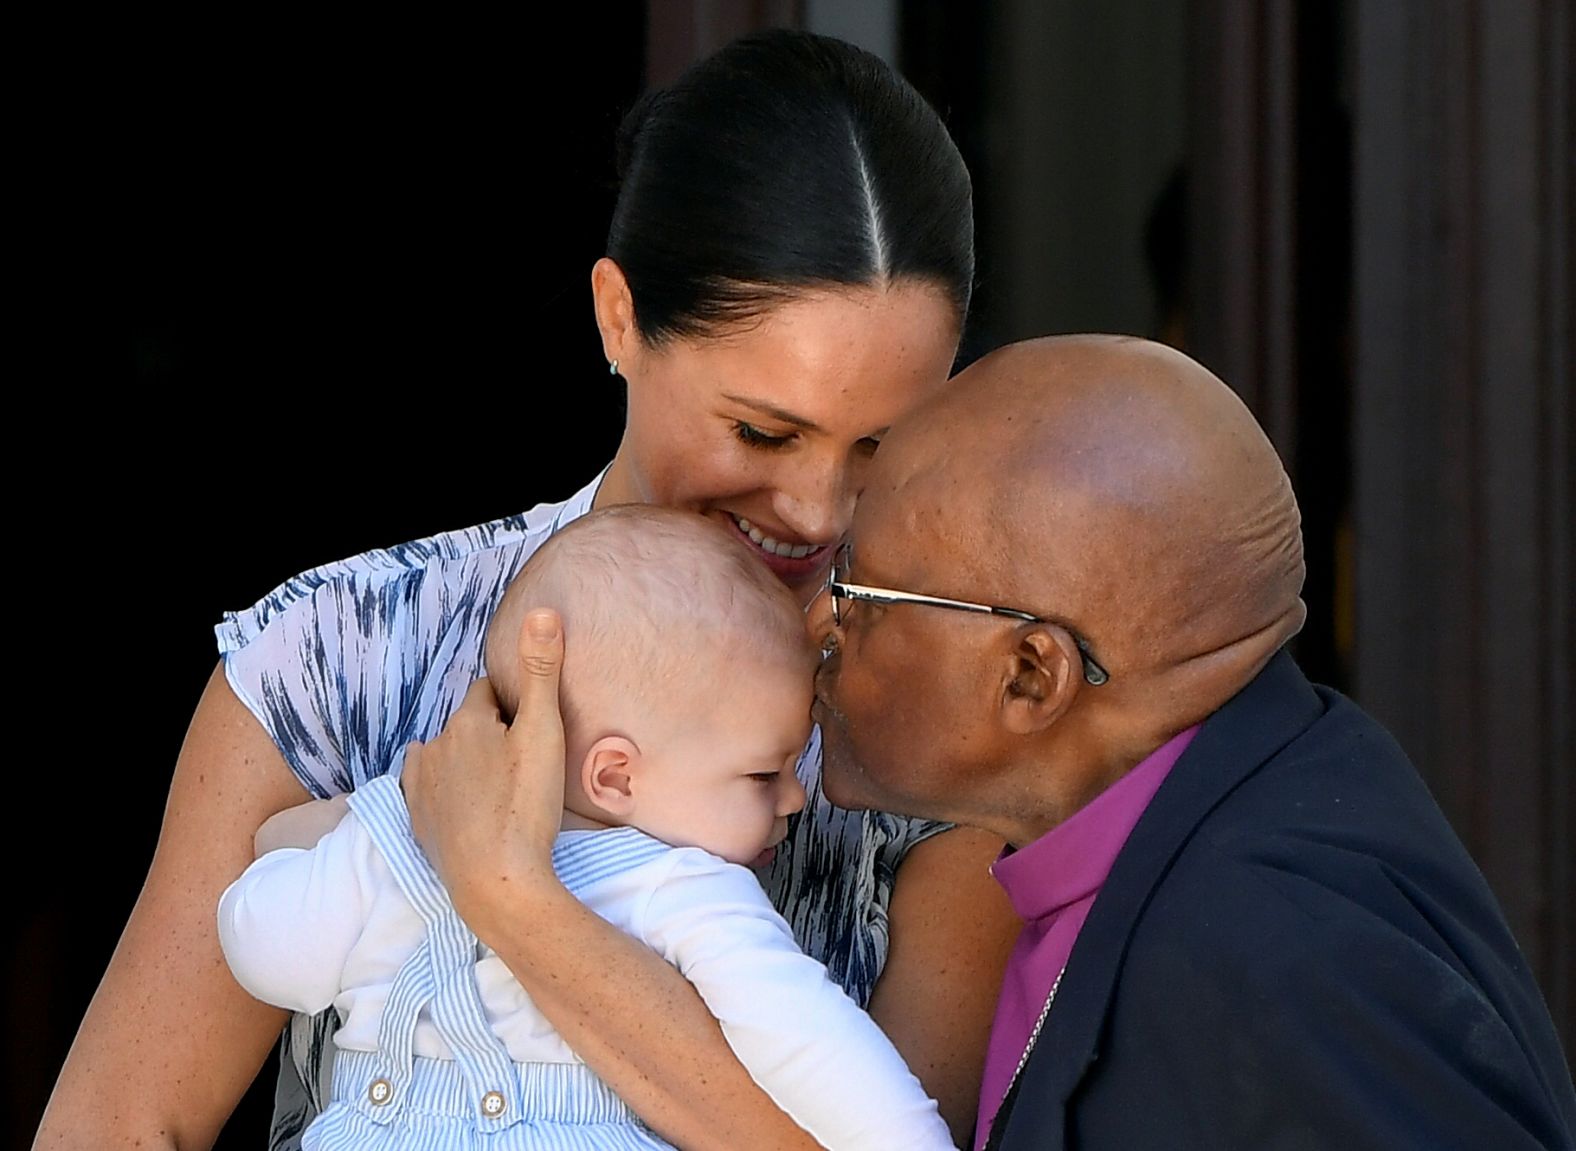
(1004, 964), (1066, 1098)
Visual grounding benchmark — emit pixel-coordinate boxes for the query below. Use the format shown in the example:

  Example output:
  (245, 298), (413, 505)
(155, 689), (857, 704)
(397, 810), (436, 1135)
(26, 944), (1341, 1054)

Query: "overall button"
(481, 1090), (507, 1117)
(368, 1078), (394, 1106)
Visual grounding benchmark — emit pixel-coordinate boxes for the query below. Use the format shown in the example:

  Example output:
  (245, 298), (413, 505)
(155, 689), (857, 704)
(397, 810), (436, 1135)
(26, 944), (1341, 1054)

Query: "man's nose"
(805, 583), (841, 653)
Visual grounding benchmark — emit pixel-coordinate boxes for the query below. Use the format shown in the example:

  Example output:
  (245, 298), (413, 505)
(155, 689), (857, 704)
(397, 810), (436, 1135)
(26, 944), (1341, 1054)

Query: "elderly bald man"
(810, 335), (1576, 1151)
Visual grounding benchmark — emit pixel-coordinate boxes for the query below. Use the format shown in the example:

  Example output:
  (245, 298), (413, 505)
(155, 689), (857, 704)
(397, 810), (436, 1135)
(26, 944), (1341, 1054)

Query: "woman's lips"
(726, 515), (830, 581)
(735, 516), (818, 559)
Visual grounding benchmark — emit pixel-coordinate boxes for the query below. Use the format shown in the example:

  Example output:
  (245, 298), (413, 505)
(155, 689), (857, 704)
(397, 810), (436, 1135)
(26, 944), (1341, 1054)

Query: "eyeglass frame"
(823, 544), (1111, 686)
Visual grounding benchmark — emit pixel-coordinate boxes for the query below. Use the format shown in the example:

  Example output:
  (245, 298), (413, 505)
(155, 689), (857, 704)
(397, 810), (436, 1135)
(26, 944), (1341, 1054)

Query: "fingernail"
(526, 610), (559, 640)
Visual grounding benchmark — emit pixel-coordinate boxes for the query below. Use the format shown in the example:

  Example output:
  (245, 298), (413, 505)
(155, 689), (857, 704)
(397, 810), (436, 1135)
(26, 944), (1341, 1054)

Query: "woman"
(39, 30), (1019, 1151)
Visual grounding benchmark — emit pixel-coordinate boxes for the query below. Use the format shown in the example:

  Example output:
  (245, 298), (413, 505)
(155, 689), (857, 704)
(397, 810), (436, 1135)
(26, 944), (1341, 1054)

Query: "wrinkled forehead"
(846, 441), (995, 590)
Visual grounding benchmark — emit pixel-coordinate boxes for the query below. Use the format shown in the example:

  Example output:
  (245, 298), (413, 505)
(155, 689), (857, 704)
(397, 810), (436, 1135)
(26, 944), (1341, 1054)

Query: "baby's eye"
(734, 421), (795, 450)
(748, 772), (779, 784)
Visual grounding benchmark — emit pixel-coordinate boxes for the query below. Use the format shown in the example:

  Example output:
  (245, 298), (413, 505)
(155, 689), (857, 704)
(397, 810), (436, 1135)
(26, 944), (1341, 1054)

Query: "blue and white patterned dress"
(217, 470), (950, 1151)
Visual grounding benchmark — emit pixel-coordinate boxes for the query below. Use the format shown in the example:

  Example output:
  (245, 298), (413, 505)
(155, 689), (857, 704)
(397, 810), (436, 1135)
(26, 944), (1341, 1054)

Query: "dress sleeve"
(214, 519), (543, 798)
(217, 811), (379, 1015)
(637, 850), (959, 1151)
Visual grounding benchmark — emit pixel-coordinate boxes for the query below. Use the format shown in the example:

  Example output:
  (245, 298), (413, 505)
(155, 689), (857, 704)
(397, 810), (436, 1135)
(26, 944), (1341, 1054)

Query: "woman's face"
(595, 264), (961, 603)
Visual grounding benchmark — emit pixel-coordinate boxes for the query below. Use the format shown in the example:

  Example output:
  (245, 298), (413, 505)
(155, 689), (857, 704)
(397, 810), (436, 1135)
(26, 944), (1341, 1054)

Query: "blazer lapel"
(992, 650), (1325, 1150)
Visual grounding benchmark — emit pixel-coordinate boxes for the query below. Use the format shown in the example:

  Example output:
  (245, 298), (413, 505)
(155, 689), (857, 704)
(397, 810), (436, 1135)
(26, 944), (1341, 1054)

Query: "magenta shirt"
(972, 726), (1200, 1150)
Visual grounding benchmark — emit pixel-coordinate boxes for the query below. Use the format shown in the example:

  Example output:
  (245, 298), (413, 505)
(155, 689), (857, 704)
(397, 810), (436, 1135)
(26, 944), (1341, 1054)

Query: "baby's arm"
(217, 808), (375, 1014)
(253, 792), (352, 854)
(639, 852), (959, 1151)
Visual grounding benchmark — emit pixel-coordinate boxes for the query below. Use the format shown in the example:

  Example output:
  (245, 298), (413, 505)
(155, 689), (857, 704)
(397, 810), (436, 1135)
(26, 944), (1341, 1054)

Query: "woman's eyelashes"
(734, 422), (884, 455)
(733, 420), (796, 450)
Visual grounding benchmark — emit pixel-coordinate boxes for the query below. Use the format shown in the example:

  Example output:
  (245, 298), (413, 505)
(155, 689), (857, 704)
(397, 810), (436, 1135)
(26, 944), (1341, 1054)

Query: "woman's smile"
(727, 513), (832, 582)
(734, 515), (819, 559)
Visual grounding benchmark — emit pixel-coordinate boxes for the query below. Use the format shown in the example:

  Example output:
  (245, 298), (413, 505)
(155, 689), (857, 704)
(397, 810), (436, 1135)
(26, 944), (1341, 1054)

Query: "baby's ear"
(582, 736), (639, 819)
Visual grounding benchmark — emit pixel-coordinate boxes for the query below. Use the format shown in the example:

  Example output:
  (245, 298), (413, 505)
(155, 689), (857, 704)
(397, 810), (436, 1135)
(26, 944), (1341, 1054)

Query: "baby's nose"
(778, 770), (808, 816)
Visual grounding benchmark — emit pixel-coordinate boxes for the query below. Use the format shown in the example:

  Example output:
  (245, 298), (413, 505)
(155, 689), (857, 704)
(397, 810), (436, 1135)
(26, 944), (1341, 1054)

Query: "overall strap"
(348, 775), (525, 1132)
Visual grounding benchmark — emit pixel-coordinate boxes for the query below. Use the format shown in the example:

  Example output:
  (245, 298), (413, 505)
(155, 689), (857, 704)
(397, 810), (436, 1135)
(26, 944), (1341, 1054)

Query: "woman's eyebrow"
(721, 393), (824, 433)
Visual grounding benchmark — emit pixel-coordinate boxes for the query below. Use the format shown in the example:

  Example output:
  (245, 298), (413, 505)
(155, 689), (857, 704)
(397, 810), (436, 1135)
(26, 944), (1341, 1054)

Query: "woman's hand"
(401, 607), (567, 940)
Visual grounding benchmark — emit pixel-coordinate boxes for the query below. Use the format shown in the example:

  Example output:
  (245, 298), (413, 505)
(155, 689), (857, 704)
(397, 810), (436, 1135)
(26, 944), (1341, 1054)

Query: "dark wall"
(17, 11), (643, 1148)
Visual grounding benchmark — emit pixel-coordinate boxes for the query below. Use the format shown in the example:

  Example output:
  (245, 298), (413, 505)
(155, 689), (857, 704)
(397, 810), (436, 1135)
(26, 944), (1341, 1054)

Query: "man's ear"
(591, 257), (639, 370)
(1000, 626), (1080, 735)
(581, 735), (640, 819)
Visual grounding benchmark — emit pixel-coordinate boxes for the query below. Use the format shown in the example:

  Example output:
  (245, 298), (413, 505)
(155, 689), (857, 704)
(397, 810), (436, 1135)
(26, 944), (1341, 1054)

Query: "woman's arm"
(35, 663), (315, 1151)
(402, 610), (825, 1151)
(867, 827), (1021, 1147)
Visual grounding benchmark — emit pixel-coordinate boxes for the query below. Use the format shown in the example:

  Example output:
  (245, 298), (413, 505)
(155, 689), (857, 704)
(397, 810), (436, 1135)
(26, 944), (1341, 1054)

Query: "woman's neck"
(592, 452), (640, 509)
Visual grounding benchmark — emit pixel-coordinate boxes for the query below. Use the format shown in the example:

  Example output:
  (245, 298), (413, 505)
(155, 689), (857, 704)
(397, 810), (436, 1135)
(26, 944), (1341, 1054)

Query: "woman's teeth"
(736, 517), (817, 559)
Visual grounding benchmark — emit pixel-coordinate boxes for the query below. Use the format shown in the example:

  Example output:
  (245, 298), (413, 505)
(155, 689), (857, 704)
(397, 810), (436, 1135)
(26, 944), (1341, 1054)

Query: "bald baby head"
(487, 505), (814, 750)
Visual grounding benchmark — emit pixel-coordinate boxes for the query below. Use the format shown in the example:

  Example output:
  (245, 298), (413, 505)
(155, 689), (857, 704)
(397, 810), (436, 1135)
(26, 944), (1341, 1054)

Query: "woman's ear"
(591, 257), (639, 370)
(581, 734), (640, 820)
(1000, 626), (1080, 735)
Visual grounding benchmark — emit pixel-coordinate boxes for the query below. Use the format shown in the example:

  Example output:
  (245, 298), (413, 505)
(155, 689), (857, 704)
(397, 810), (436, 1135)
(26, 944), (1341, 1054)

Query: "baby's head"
(485, 505), (816, 866)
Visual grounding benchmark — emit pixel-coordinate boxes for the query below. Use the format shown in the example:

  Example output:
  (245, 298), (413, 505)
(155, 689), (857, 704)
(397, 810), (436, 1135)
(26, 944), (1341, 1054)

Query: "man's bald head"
(815, 334), (1307, 840)
(881, 333), (1303, 690)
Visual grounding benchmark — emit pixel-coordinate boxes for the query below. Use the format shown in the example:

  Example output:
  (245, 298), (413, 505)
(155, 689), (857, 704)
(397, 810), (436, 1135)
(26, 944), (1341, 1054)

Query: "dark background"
(17, 3), (1570, 1148)
(17, 12), (639, 1148)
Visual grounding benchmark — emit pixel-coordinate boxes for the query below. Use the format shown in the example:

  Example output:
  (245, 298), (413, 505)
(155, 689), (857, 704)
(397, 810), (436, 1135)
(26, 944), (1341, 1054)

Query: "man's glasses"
(824, 544), (1110, 686)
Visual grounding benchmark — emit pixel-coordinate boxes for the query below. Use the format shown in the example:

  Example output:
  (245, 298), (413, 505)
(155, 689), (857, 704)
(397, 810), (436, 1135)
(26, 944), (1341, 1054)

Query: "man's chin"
(819, 727), (910, 816)
(820, 758), (873, 812)
(816, 723), (874, 811)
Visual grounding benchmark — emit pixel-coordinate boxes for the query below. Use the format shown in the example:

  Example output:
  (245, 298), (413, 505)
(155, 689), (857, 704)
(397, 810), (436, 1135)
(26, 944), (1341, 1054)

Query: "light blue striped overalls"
(306, 775), (675, 1151)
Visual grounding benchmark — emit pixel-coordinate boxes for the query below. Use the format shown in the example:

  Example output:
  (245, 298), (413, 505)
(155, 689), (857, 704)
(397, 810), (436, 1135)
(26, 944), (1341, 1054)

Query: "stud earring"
(608, 359), (620, 376)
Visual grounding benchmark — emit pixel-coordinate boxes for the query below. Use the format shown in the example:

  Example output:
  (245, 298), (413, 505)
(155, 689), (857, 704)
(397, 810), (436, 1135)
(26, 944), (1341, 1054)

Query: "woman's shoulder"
(216, 471), (604, 656)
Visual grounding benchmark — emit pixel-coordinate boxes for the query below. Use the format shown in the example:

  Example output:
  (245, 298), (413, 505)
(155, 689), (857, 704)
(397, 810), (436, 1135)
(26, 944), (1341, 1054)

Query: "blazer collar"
(991, 648), (1325, 1149)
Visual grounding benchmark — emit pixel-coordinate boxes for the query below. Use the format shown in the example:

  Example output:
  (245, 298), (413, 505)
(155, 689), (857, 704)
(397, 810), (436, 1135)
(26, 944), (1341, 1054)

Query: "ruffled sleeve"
(216, 480), (602, 798)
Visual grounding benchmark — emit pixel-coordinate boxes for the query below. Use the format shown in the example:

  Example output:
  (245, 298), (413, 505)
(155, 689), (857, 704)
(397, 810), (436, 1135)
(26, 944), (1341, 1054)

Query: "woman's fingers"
(401, 677), (509, 888)
(508, 608), (567, 807)
(400, 609), (570, 940)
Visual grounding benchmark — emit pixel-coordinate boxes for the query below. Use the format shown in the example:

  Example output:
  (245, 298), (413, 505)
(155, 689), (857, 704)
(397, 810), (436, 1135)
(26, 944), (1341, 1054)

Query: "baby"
(218, 505), (955, 1151)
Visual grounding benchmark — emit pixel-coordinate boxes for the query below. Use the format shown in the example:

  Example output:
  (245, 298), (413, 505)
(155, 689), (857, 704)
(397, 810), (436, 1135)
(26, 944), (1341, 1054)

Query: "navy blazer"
(987, 651), (1576, 1150)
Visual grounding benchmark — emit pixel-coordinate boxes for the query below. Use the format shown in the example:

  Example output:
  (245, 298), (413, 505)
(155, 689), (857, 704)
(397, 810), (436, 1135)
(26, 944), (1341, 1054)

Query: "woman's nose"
(773, 454), (855, 544)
